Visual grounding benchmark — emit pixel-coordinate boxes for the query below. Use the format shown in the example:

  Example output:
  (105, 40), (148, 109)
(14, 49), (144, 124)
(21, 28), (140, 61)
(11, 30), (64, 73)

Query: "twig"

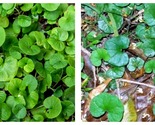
(118, 78), (155, 89)
(116, 80), (121, 99)
(129, 9), (144, 20)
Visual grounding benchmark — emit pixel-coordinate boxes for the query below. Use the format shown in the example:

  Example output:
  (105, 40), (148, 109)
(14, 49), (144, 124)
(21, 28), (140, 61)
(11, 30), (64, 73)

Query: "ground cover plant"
(81, 3), (155, 122)
(0, 3), (75, 121)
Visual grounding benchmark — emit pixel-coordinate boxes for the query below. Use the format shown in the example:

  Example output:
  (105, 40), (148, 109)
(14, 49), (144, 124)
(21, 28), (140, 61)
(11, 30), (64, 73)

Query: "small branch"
(129, 9), (144, 20)
(118, 78), (155, 89)
(116, 80), (121, 99)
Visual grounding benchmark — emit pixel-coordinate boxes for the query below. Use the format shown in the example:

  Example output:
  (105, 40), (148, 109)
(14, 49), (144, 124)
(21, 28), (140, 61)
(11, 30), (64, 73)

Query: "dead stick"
(118, 78), (155, 89)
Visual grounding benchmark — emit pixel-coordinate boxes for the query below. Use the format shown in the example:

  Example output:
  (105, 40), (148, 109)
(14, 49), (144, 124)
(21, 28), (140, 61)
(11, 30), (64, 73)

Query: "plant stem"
(118, 78), (155, 89)
(108, 13), (119, 36)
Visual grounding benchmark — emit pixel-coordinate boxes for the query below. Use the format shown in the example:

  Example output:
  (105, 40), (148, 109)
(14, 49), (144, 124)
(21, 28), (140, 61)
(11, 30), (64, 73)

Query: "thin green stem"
(108, 13), (119, 36)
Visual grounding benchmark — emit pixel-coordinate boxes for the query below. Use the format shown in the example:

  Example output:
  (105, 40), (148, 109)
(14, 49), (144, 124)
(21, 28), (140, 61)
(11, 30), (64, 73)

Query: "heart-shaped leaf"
(105, 35), (130, 66)
(127, 57), (144, 71)
(106, 67), (125, 79)
(90, 92), (124, 122)
(18, 15), (31, 27)
(19, 35), (40, 55)
(144, 60), (155, 73)
(26, 91), (38, 109)
(43, 96), (62, 119)
(90, 48), (110, 66)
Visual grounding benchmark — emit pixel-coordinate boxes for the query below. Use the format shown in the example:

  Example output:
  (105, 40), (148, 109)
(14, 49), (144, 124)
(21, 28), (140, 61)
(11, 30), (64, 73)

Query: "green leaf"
(105, 35), (129, 66)
(0, 16), (9, 28)
(50, 53), (67, 69)
(41, 3), (60, 11)
(0, 56), (18, 81)
(98, 14), (123, 33)
(63, 66), (75, 87)
(0, 103), (11, 120)
(90, 93), (124, 122)
(26, 91), (38, 109)
(22, 74), (38, 93)
(19, 34), (41, 55)
(144, 60), (155, 73)
(9, 46), (22, 59)
(18, 57), (34, 73)
(0, 91), (6, 103)
(114, 3), (130, 7)
(43, 96), (62, 119)
(13, 18), (21, 34)
(90, 48), (110, 66)
(127, 57), (144, 71)
(106, 67), (125, 79)
(0, 26), (6, 46)
(20, 4), (33, 11)
(58, 6), (75, 31)
(12, 104), (27, 119)
(48, 37), (65, 51)
(2, 3), (14, 10)
(144, 4), (155, 26)
(61, 100), (75, 119)
(8, 78), (23, 97)
(62, 86), (75, 104)
(33, 114), (44, 121)
(18, 15), (31, 27)
(153, 103), (155, 115)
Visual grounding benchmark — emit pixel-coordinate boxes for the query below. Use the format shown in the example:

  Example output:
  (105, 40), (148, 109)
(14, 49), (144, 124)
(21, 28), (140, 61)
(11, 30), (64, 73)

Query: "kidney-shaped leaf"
(90, 48), (110, 66)
(90, 92), (124, 122)
(144, 60), (155, 73)
(43, 96), (62, 119)
(105, 35), (129, 66)
(19, 35), (41, 55)
(0, 26), (6, 47)
(50, 53), (67, 69)
(127, 57), (144, 72)
(106, 67), (125, 79)
(41, 3), (60, 11)
(22, 74), (38, 93)
(12, 104), (27, 119)
(26, 91), (38, 109)
(18, 15), (31, 27)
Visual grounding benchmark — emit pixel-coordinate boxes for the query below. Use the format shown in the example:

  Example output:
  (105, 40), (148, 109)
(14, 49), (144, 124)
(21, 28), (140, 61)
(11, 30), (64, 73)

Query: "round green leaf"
(19, 35), (41, 55)
(0, 16), (9, 28)
(9, 46), (22, 59)
(12, 104), (27, 119)
(33, 114), (44, 121)
(106, 67), (125, 79)
(90, 93), (124, 122)
(0, 26), (6, 46)
(48, 37), (65, 51)
(0, 56), (18, 81)
(8, 78), (23, 97)
(105, 35), (129, 66)
(20, 4), (33, 11)
(90, 48), (110, 66)
(0, 91), (6, 103)
(18, 57), (34, 73)
(144, 4), (155, 26)
(127, 57), (144, 72)
(115, 3), (130, 7)
(43, 96), (62, 119)
(50, 53), (67, 69)
(2, 3), (14, 10)
(0, 103), (11, 120)
(144, 60), (155, 73)
(18, 15), (31, 27)
(41, 3), (60, 11)
(43, 9), (61, 21)
(61, 100), (75, 118)
(58, 7), (75, 31)
(22, 74), (38, 93)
